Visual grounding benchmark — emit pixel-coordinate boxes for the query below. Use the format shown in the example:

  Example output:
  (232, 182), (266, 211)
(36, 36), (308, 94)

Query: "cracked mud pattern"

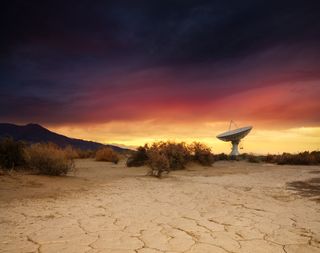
(1, 161), (320, 253)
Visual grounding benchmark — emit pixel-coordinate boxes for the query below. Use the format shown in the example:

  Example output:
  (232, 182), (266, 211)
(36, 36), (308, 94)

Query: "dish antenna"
(216, 121), (252, 156)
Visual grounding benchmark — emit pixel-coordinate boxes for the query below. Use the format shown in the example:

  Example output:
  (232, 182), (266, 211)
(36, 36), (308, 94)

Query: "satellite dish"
(217, 121), (252, 156)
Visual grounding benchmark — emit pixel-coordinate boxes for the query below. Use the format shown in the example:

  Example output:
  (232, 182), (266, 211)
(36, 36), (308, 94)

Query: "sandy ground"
(0, 159), (320, 253)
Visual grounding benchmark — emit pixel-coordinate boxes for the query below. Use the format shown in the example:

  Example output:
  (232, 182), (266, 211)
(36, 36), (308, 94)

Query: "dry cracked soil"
(0, 159), (320, 253)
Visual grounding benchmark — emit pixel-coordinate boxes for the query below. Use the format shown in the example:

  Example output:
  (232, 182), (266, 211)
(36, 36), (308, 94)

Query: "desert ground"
(0, 159), (320, 253)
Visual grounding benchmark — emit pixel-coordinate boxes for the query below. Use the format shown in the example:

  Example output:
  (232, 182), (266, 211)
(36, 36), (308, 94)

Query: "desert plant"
(0, 138), (26, 170)
(275, 151), (320, 165)
(190, 142), (214, 166)
(311, 151), (320, 164)
(213, 153), (229, 161)
(126, 146), (148, 167)
(246, 154), (261, 163)
(143, 141), (190, 177)
(24, 143), (74, 176)
(264, 154), (277, 163)
(76, 149), (95, 159)
(63, 145), (79, 159)
(147, 149), (170, 177)
(152, 141), (190, 170)
(127, 141), (216, 176)
(95, 147), (119, 164)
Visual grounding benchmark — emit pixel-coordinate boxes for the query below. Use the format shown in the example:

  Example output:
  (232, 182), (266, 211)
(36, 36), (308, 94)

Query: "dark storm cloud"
(1, 0), (320, 124)
(2, 0), (320, 64)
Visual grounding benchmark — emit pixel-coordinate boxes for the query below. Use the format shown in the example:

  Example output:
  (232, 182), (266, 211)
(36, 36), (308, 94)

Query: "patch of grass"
(95, 147), (119, 164)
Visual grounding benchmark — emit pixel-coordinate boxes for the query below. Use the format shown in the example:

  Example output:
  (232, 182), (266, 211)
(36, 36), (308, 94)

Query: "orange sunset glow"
(48, 77), (320, 154)
(50, 122), (320, 154)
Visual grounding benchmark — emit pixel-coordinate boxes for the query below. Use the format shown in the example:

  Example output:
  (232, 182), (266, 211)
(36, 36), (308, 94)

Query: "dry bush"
(127, 141), (216, 177)
(236, 153), (258, 163)
(242, 152), (320, 165)
(63, 145), (79, 159)
(246, 154), (262, 163)
(264, 154), (277, 163)
(64, 146), (96, 159)
(309, 151), (320, 164)
(212, 153), (229, 161)
(76, 149), (95, 159)
(275, 151), (320, 165)
(25, 143), (74, 176)
(95, 147), (119, 164)
(147, 149), (170, 177)
(127, 142), (320, 169)
(126, 146), (148, 167)
(140, 141), (190, 177)
(148, 141), (190, 171)
(190, 142), (214, 166)
(0, 138), (26, 170)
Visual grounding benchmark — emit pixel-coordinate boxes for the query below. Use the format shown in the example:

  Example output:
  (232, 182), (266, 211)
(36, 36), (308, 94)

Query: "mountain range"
(0, 123), (129, 152)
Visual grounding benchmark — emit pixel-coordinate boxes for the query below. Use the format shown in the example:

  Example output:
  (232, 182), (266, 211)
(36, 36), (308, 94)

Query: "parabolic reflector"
(216, 125), (252, 156)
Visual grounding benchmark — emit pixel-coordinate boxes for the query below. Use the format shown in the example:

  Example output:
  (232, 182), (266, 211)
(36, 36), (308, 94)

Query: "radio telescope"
(216, 121), (252, 156)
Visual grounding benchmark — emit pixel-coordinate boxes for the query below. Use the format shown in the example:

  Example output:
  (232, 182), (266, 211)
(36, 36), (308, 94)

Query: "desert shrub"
(237, 153), (247, 160)
(247, 154), (261, 163)
(0, 138), (26, 170)
(164, 141), (191, 169)
(25, 143), (74, 176)
(75, 149), (95, 159)
(311, 151), (320, 163)
(147, 149), (170, 177)
(190, 142), (214, 166)
(147, 141), (190, 170)
(237, 153), (260, 163)
(63, 145), (79, 159)
(141, 141), (190, 177)
(250, 152), (320, 165)
(264, 154), (277, 163)
(95, 147), (119, 164)
(275, 151), (320, 165)
(126, 146), (148, 167)
(127, 141), (216, 177)
(213, 153), (229, 161)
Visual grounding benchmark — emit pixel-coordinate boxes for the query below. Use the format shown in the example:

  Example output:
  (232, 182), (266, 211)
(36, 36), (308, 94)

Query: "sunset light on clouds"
(1, 1), (319, 154)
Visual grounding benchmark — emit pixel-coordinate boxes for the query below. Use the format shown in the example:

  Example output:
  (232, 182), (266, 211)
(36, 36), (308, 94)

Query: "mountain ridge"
(0, 123), (129, 152)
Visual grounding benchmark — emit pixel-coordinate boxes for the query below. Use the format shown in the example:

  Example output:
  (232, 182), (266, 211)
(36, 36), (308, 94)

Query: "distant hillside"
(0, 123), (129, 152)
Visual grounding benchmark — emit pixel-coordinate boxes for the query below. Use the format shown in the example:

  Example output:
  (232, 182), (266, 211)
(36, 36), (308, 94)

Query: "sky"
(1, 0), (320, 153)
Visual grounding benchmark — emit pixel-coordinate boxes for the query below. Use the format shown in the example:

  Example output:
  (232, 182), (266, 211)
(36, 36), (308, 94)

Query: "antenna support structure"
(216, 121), (252, 156)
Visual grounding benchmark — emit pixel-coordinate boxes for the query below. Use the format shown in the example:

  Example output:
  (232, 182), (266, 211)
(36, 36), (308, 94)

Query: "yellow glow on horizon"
(49, 121), (320, 154)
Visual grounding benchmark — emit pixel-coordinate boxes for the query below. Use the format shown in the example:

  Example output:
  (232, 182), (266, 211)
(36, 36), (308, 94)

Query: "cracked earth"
(1, 160), (320, 253)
